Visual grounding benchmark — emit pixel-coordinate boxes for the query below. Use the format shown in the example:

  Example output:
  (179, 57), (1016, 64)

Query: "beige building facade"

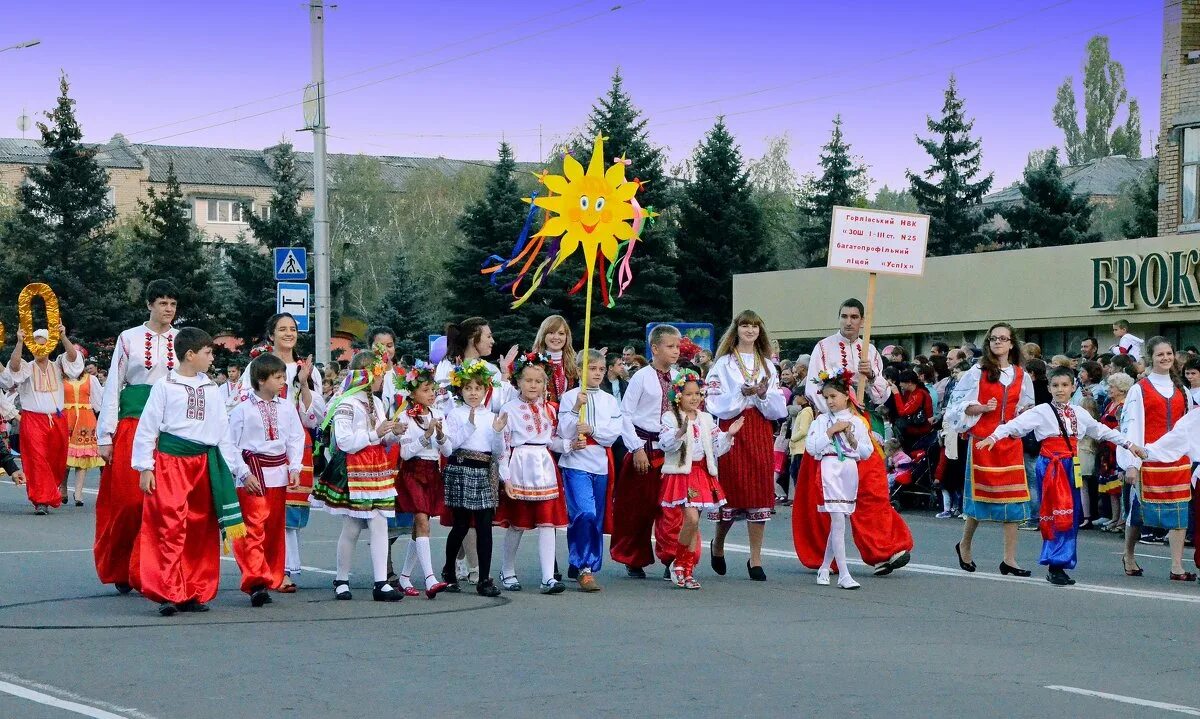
(1159, 0), (1200, 235)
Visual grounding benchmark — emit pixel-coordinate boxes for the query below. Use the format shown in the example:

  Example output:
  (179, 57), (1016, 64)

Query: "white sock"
(367, 515), (389, 583)
(538, 526), (556, 584)
(830, 513), (850, 581)
(285, 528), (301, 575)
(416, 536), (437, 587)
(336, 517), (364, 581)
(398, 541), (418, 588)
(502, 528), (523, 579)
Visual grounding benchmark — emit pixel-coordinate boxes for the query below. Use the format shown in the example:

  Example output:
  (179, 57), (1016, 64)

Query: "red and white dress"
(6, 352), (84, 508)
(704, 352), (786, 522)
(494, 397), (568, 529)
(658, 410), (732, 510)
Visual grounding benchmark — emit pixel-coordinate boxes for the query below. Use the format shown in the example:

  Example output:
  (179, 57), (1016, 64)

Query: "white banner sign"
(827, 206), (930, 277)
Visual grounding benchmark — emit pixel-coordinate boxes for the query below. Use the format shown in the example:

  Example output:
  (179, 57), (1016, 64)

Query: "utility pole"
(309, 1), (332, 365)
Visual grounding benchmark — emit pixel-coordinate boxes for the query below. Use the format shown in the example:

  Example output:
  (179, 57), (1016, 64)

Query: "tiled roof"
(983, 155), (1155, 206)
(0, 134), (535, 191)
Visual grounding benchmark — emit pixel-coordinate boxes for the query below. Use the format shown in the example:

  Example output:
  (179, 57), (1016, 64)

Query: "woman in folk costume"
(63, 356), (105, 506)
(1095, 372), (1133, 533)
(6, 326), (83, 514)
(704, 311), (787, 581)
(495, 352), (570, 594)
(309, 351), (404, 601)
(232, 314), (325, 593)
(1116, 336), (1196, 580)
(531, 314), (579, 407)
(659, 370), (742, 589)
(946, 322), (1035, 577)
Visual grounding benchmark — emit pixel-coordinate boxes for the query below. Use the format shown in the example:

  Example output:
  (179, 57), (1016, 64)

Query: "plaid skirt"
(444, 450), (499, 511)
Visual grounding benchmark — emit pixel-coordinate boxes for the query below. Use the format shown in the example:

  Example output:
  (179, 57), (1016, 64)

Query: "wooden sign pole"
(856, 272), (877, 406)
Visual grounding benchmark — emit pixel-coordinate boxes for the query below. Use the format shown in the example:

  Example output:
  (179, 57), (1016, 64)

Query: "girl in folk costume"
(96, 280), (179, 594)
(233, 314), (325, 593)
(309, 351), (404, 602)
(531, 314), (579, 407)
(1096, 373), (1134, 532)
(976, 366), (1145, 586)
(495, 352), (569, 594)
(221, 354), (305, 607)
(557, 349), (623, 592)
(63, 358), (104, 506)
(705, 310), (787, 581)
(659, 370), (742, 589)
(393, 361), (450, 599)
(6, 326), (84, 513)
(365, 327), (415, 589)
(946, 322), (1035, 577)
(1116, 336), (1196, 580)
(441, 359), (505, 598)
(806, 370), (875, 590)
(1142, 380), (1200, 571)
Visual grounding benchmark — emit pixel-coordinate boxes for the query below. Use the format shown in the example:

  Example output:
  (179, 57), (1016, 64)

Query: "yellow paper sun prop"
(481, 134), (655, 309)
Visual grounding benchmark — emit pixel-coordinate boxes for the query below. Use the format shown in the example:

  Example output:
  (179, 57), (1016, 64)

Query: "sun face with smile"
(533, 134), (638, 274)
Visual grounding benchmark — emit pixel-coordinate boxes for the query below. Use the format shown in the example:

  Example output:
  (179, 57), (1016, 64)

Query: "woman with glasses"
(945, 323), (1035, 576)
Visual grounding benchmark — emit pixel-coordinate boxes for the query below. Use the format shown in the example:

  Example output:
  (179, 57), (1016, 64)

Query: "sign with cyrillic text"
(827, 207), (929, 277)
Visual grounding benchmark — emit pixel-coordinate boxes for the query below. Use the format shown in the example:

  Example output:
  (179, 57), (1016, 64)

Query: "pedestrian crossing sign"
(274, 247), (308, 280)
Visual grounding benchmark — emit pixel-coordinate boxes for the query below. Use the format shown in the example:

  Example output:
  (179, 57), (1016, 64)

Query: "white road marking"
(0, 548), (91, 555)
(0, 671), (157, 719)
(1044, 685), (1200, 715)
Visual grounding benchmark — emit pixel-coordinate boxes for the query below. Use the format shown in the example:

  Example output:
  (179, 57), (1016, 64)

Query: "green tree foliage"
(0, 74), (119, 340)
(675, 117), (768, 328)
(797, 115), (868, 267)
(998, 148), (1099, 249)
(215, 237), (275, 345)
(1053, 35), (1142, 164)
(331, 154), (401, 321)
(868, 185), (919, 213)
(372, 249), (435, 361)
(748, 134), (802, 269)
(907, 75), (994, 256)
(245, 142), (312, 251)
(1120, 160), (1158, 239)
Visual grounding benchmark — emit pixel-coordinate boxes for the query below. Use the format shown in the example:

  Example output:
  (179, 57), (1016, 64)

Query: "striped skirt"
(712, 408), (776, 522)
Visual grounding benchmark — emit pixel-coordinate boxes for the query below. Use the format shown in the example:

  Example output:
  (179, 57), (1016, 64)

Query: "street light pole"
(309, 3), (331, 365)
(0, 39), (41, 54)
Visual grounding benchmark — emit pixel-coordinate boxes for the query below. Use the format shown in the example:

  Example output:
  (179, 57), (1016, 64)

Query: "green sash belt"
(118, 384), (153, 420)
(157, 432), (246, 542)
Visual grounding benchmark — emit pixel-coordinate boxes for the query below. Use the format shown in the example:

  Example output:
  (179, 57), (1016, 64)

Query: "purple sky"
(0, 0), (1160, 192)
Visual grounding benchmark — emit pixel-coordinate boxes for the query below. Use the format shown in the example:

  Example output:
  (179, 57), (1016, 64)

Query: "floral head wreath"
(396, 359), (437, 395)
(449, 358), (498, 395)
(510, 351), (553, 387)
(810, 368), (858, 402)
(667, 369), (703, 405)
(248, 343), (274, 360)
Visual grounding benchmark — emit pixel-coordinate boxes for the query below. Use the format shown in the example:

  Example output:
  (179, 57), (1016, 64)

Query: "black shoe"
(440, 569), (461, 593)
(373, 581), (403, 602)
(250, 588), (271, 607)
(333, 580), (352, 600)
(1046, 568), (1075, 586)
(554, 560), (562, 583)
(663, 565), (672, 581)
(75, 499), (84, 507)
(710, 540), (726, 576)
(476, 578), (502, 598)
(625, 565), (646, 579)
(955, 542), (976, 573)
(999, 562), (1031, 577)
(115, 582), (134, 595)
(34, 506), (47, 515)
(178, 599), (209, 612)
(157, 602), (177, 617)
(567, 564), (579, 581)
(747, 560), (767, 582)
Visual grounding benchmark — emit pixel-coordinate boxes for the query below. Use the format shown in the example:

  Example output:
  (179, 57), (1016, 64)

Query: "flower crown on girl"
(449, 358), (498, 395)
(810, 368), (857, 396)
(510, 351), (553, 386)
(668, 369), (703, 405)
(395, 359), (437, 395)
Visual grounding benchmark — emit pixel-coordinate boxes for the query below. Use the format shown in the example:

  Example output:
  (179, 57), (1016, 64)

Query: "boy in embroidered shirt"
(132, 327), (241, 617)
(222, 353), (305, 607)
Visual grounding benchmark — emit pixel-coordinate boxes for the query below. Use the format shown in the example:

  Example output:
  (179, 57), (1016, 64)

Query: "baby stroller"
(889, 429), (940, 510)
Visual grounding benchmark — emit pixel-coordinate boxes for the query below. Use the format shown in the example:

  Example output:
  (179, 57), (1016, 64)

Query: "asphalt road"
(1, 471), (1198, 719)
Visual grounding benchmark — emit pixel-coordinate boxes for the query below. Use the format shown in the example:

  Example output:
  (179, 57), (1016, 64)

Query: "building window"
(206, 199), (246, 224)
(257, 204), (272, 221)
(1182, 127), (1200, 224)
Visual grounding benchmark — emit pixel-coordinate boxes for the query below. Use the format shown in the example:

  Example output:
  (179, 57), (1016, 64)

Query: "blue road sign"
(276, 282), (310, 332)
(274, 247), (308, 280)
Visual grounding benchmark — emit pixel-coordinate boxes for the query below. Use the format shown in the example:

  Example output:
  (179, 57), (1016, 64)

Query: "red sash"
(969, 368), (1029, 503)
(1138, 378), (1192, 504)
(1038, 436), (1075, 540)
(242, 450), (288, 482)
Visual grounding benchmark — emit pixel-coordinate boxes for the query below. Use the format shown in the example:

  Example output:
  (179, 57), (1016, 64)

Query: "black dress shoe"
(955, 543), (976, 572)
(662, 565), (672, 581)
(999, 562), (1031, 577)
(157, 602), (177, 617)
(441, 570), (462, 593)
(625, 565), (646, 579)
(747, 560), (767, 582)
(115, 582), (134, 595)
(710, 540), (727, 576)
(476, 578), (502, 597)
(250, 588), (272, 607)
(333, 580), (352, 600)
(1046, 568), (1075, 586)
(373, 581), (403, 602)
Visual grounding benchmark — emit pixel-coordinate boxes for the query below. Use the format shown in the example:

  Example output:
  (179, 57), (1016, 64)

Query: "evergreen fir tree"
(446, 142), (549, 351)
(998, 148), (1100, 249)
(373, 249), (435, 361)
(115, 162), (217, 331)
(245, 142), (312, 251)
(0, 74), (119, 340)
(797, 115), (868, 267)
(218, 237), (276, 345)
(907, 75), (995, 256)
(1120, 160), (1158, 239)
(675, 118), (768, 328)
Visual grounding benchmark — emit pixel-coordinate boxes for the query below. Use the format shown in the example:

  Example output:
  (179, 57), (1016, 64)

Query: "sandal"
(1170, 571), (1197, 582)
(1121, 557), (1143, 577)
(277, 577), (298, 593)
(500, 574), (522, 592)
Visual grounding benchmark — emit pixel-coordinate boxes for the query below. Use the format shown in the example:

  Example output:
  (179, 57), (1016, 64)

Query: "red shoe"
(402, 587), (420, 597)
(1169, 571), (1197, 582)
(425, 581), (448, 599)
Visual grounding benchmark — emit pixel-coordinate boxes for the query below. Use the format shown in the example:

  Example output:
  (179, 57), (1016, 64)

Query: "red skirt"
(661, 460), (727, 509)
(495, 474), (569, 530)
(716, 408), (776, 517)
(19, 411), (68, 507)
(395, 458), (445, 517)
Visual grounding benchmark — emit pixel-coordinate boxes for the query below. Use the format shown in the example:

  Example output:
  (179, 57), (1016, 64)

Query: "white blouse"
(443, 404), (505, 456)
(1118, 372), (1183, 471)
(233, 357), (324, 430)
(945, 365), (1035, 434)
(658, 410), (734, 463)
(98, 324), (180, 444)
(620, 364), (675, 452)
(223, 393), (306, 487)
(557, 386), (623, 474)
(8, 353), (85, 415)
(988, 403), (1130, 446)
(398, 407), (447, 461)
(332, 393), (397, 456)
(132, 372), (229, 471)
(434, 358), (514, 414)
(806, 409), (875, 461)
(704, 353), (787, 421)
(805, 333), (887, 413)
